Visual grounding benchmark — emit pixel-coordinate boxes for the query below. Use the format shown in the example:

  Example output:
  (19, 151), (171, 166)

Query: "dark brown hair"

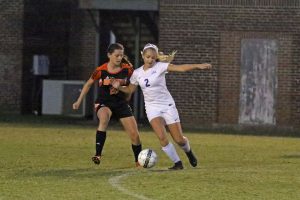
(107, 43), (132, 67)
(107, 43), (124, 54)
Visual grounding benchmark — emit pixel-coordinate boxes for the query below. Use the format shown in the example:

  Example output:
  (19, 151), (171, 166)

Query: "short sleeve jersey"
(91, 63), (133, 104)
(130, 62), (175, 108)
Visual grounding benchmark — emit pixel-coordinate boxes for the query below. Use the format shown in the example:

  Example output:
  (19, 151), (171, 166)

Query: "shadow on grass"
(24, 168), (135, 179)
(18, 166), (198, 179)
(185, 124), (300, 138)
(0, 114), (95, 127)
(0, 114), (149, 131)
(281, 153), (300, 159)
(1, 114), (299, 137)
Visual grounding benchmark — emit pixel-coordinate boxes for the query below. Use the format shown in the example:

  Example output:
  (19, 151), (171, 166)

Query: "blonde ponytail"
(157, 50), (177, 62)
(141, 43), (177, 63)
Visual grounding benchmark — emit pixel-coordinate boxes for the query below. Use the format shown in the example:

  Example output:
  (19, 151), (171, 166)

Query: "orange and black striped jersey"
(91, 62), (133, 104)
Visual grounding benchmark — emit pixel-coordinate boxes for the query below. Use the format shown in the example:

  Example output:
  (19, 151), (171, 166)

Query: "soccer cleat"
(92, 156), (101, 165)
(186, 150), (198, 167)
(168, 161), (184, 170)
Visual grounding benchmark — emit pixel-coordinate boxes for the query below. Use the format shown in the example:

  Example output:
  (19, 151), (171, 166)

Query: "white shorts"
(146, 104), (180, 125)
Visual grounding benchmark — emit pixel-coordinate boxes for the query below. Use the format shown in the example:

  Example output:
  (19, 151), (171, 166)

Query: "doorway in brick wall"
(239, 39), (278, 125)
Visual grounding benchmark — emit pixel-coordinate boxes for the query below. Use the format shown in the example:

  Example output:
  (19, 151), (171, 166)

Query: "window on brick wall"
(239, 39), (278, 125)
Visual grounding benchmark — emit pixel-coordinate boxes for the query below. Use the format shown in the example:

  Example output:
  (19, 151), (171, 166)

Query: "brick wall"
(159, 0), (300, 129)
(68, 7), (97, 80)
(0, 0), (24, 114)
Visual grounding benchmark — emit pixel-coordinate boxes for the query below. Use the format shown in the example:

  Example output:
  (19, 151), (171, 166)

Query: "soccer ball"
(138, 149), (158, 168)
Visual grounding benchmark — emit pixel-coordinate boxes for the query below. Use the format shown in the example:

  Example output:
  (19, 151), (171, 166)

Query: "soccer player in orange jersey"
(73, 43), (142, 167)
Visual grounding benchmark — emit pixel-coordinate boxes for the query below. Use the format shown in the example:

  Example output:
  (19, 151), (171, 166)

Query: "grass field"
(0, 116), (299, 200)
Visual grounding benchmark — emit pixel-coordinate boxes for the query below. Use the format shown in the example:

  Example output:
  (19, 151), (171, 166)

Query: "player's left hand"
(198, 63), (212, 69)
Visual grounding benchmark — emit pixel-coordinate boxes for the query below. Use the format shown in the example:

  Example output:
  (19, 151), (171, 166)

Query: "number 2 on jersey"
(144, 79), (150, 87)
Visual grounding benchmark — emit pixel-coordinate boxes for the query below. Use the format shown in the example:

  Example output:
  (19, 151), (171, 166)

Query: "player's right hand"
(111, 79), (121, 89)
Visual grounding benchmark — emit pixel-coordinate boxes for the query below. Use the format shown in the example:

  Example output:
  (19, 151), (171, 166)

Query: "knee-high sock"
(132, 144), (142, 162)
(162, 142), (181, 163)
(180, 136), (191, 153)
(95, 130), (106, 156)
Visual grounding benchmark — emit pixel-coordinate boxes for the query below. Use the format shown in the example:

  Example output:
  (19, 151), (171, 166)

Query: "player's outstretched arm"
(73, 78), (94, 110)
(167, 63), (212, 72)
(112, 80), (137, 94)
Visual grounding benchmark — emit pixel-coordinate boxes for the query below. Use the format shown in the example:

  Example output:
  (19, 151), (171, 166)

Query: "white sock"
(180, 136), (191, 153)
(162, 142), (181, 163)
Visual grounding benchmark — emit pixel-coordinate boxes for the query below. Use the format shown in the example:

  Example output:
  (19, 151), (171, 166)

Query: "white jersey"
(130, 62), (175, 109)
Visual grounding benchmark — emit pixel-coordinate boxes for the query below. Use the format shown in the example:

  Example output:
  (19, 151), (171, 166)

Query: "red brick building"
(0, 0), (24, 113)
(1, 0), (299, 132)
(159, 0), (300, 131)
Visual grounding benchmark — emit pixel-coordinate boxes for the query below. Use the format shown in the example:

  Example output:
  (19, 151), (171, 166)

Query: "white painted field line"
(108, 172), (154, 200)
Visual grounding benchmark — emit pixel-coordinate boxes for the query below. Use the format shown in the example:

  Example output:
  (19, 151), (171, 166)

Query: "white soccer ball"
(138, 149), (158, 168)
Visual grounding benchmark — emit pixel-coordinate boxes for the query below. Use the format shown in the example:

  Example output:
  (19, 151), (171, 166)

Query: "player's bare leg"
(150, 117), (183, 170)
(168, 122), (198, 167)
(120, 116), (142, 167)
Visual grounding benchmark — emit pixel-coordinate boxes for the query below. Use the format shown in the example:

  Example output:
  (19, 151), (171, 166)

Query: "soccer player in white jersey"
(112, 43), (212, 170)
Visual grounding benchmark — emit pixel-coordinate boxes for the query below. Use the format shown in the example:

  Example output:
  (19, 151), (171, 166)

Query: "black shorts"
(95, 101), (133, 119)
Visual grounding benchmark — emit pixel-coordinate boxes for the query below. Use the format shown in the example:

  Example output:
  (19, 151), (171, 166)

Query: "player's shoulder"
(121, 63), (132, 70)
(95, 63), (108, 71)
(155, 61), (169, 72)
(156, 61), (169, 67)
(133, 66), (144, 74)
(91, 63), (108, 79)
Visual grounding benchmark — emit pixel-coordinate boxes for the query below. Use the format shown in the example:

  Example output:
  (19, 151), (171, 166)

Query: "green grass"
(0, 117), (299, 200)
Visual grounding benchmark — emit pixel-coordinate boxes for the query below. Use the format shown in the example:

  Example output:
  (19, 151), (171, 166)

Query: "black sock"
(95, 130), (106, 156)
(132, 144), (142, 162)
